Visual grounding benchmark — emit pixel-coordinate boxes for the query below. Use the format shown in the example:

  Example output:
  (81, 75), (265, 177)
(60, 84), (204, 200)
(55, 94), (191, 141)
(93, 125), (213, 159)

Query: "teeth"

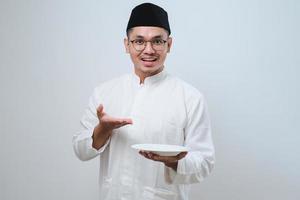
(142, 58), (156, 61)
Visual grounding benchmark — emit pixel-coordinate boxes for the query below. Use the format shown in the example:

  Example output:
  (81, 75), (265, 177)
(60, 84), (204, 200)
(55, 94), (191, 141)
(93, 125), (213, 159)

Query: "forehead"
(128, 26), (168, 39)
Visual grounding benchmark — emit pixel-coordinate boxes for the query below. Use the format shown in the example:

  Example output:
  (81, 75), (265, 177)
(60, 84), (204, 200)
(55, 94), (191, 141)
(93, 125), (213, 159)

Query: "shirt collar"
(132, 69), (168, 86)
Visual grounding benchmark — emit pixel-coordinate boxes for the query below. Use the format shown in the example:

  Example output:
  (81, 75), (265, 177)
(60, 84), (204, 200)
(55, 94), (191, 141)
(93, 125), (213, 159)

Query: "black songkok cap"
(126, 3), (171, 35)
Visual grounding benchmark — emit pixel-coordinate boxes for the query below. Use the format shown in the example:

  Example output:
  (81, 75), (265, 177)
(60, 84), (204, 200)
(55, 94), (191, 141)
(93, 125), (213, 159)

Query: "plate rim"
(131, 143), (188, 153)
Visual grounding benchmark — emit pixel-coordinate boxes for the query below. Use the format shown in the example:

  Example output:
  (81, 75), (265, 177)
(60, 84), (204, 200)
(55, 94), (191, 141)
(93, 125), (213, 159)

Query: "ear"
(167, 37), (172, 53)
(124, 38), (130, 53)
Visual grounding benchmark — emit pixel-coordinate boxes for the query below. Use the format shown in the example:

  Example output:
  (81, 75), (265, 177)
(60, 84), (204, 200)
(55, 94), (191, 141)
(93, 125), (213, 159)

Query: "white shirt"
(73, 70), (215, 200)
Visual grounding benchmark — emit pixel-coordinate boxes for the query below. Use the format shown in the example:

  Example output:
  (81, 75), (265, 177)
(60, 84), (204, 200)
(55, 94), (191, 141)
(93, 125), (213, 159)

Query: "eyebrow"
(133, 35), (165, 39)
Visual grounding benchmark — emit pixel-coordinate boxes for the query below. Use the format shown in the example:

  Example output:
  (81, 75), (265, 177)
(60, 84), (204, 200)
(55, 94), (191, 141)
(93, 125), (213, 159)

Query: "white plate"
(131, 143), (188, 156)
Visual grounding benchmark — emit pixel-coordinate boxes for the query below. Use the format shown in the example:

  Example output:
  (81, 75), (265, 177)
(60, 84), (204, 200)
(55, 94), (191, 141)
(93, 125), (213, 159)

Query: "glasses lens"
(152, 39), (166, 51)
(132, 40), (166, 51)
(134, 43), (144, 51)
(152, 44), (164, 51)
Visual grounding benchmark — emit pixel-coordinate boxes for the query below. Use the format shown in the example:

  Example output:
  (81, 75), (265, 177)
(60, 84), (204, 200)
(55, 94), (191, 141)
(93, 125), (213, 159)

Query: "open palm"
(97, 104), (133, 132)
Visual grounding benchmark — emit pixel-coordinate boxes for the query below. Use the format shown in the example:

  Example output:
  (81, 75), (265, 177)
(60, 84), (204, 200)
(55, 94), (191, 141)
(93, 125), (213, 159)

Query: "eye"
(134, 39), (145, 45)
(152, 39), (164, 45)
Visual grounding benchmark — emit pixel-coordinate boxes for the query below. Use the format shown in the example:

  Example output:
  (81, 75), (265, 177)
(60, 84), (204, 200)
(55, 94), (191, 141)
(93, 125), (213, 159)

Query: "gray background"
(1, 0), (299, 199)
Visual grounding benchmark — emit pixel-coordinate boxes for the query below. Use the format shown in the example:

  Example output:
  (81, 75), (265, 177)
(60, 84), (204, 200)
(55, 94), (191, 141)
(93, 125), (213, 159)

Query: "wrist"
(92, 124), (111, 150)
(165, 161), (178, 171)
(93, 124), (110, 138)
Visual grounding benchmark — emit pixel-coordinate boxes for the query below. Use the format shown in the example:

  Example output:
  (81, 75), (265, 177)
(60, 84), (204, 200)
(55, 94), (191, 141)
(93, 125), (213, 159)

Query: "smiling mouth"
(141, 57), (158, 62)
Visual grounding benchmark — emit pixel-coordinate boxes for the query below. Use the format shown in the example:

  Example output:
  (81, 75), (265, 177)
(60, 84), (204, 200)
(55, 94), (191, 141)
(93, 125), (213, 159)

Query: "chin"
(142, 66), (162, 73)
(135, 62), (164, 76)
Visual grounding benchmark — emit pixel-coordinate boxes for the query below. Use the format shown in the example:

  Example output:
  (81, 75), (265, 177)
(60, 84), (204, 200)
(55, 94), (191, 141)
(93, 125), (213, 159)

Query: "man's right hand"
(92, 104), (133, 150)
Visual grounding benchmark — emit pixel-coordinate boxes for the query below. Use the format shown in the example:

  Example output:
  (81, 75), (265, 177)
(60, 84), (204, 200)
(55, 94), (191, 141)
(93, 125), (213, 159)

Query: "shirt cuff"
(164, 153), (214, 184)
(164, 158), (185, 184)
(88, 133), (110, 154)
(73, 130), (110, 161)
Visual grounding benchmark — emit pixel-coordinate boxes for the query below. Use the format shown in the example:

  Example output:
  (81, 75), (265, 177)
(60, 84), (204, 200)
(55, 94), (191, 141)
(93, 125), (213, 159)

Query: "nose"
(143, 41), (155, 53)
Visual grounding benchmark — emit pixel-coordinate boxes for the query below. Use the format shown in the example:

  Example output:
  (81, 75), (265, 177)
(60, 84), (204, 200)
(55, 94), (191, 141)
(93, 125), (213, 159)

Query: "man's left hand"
(139, 151), (188, 171)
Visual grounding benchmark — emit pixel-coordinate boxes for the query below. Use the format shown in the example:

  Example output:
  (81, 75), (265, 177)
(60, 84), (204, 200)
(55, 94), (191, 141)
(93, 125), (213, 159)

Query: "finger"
(111, 121), (125, 128)
(97, 104), (103, 113)
(124, 118), (133, 124)
(151, 154), (168, 162)
(119, 120), (133, 126)
(176, 152), (188, 160)
(114, 118), (133, 124)
(114, 124), (127, 129)
(121, 120), (133, 127)
(150, 152), (187, 163)
(139, 151), (149, 159)
(146, 153), (168, 162)
(97, 104), (104, 118)
(111, 119), (133, 127)
(141, 151), (154, 160)
(146, 152), (153, 159)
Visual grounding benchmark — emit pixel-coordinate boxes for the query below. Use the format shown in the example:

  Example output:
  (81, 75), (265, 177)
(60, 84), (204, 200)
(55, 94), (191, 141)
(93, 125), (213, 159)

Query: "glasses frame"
(129, 38), (168, 52)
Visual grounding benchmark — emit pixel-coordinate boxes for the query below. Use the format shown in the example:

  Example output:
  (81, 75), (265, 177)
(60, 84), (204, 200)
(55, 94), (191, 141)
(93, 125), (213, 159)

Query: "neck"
(134, 67), (164, 84)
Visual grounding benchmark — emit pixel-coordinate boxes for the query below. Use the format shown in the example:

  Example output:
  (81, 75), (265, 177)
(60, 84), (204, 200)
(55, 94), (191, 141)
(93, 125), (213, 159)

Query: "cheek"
(129, 51), (140, 61)
(158, 53), (168, 62)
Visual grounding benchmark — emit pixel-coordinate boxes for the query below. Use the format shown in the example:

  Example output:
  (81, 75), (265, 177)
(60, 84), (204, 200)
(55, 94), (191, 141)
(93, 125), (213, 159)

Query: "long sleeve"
(72, 88), (110, 161)
(165, 91), (215, 184)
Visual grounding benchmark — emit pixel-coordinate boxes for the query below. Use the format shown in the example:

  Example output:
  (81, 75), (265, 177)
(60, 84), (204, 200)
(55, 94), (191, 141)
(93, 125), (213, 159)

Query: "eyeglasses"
(130, 38), (167, 51)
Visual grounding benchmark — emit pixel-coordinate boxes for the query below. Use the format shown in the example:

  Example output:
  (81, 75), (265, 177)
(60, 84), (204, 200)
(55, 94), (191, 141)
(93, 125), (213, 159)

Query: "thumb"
(176, 152), (188, 160)
(97, 104), (104, 118)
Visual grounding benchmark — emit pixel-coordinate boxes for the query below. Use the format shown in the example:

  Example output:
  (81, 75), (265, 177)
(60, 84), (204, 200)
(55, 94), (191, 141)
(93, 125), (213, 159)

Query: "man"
(73, 3), (215, 200)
